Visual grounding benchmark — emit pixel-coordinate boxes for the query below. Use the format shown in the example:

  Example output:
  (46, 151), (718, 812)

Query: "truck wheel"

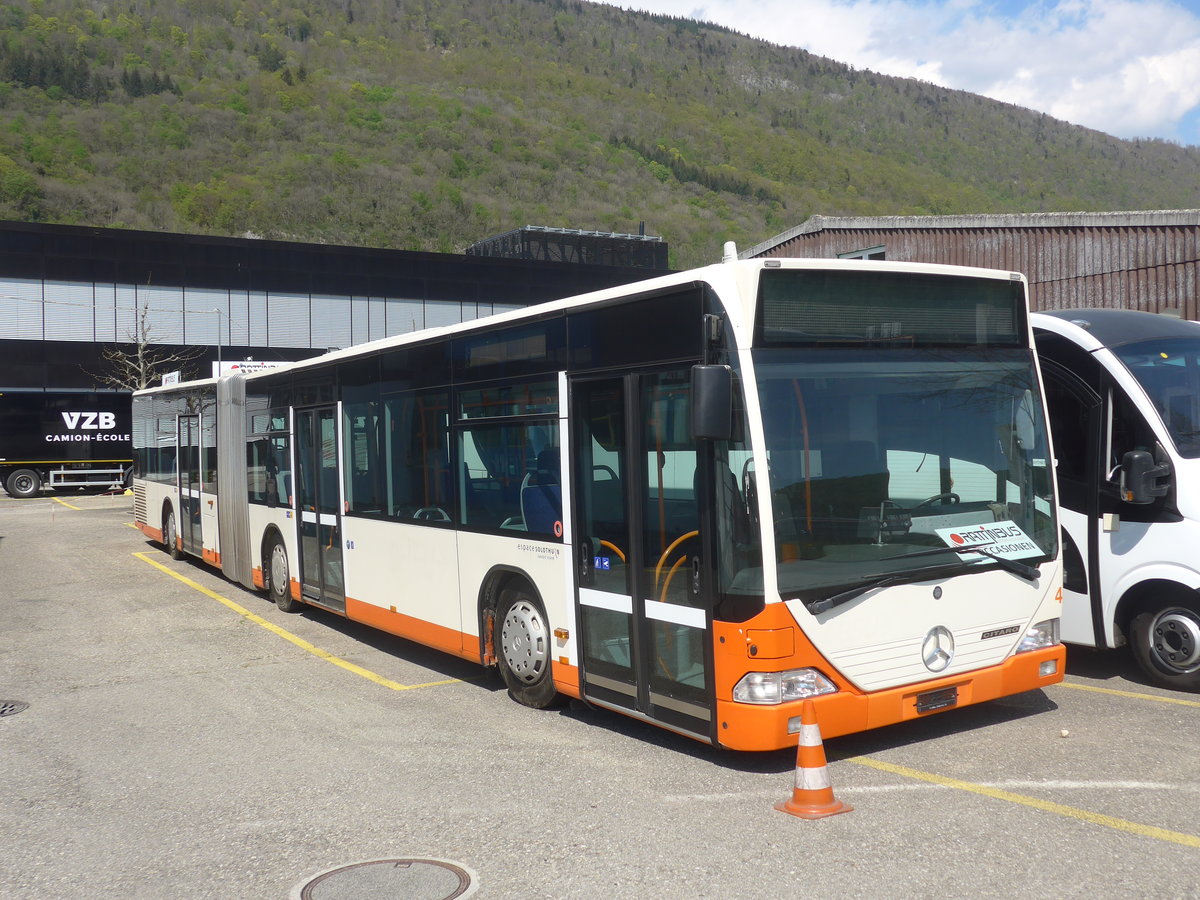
(496, 586), (563, 708)
(1130, 598), (1200, 692)
(6, 469), (42, 499)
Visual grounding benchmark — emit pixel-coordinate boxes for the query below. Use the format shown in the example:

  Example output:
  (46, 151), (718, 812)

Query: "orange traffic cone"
(775, 699), (852, 819)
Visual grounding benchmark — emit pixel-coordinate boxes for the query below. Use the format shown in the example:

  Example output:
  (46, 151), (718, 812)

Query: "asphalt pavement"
(1, 493), (1197, 899)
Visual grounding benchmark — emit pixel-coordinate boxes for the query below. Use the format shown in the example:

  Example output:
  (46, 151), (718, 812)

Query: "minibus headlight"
(733, 668), (837, 704)
(1017, 618), (1060, 652)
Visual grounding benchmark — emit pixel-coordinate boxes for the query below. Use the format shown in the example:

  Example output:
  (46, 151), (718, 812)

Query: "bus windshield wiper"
(881, 545), (1042, 582)
(804, 562), (968, 615)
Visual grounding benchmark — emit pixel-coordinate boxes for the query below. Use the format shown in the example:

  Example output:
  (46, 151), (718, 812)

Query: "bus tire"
(267, 535), (302, 613)
(1130, 598), (1200, 691)
(6, 468), (42, 499)
(496, 586), (562, 708)
(163, 507), (184, 560)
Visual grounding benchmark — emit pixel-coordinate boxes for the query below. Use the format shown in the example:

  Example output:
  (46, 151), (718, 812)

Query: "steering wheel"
(911, 492), (960, 511)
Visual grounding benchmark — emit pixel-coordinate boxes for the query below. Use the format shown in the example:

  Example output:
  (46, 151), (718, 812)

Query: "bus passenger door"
(1039, 359), (1104, 646)
(571, 372), (715, 742)
(178, 414), (202, 556)
(295, 406), (346, 613)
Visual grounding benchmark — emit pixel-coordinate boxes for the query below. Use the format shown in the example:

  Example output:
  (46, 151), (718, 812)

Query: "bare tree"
(88, 300), (205, 391)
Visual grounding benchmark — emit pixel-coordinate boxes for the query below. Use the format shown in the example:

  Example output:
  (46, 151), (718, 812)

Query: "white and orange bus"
(132, 249), (1065, 751)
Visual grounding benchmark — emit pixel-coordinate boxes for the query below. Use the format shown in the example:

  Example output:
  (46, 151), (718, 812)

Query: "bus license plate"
(916, 686), (958, 713)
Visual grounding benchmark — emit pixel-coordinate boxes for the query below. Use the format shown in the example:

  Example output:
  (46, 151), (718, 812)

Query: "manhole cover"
(294, 858), (478, 900)
(0, 700), (28, 718)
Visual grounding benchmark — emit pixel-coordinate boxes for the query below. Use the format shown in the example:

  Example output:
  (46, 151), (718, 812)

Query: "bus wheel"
(268, 536), (302, 613)
(6, 468), (41, 499)
(496, 587), (562, 708)
(163, 507), (183, 560)
(1130, 599), (1200, 691)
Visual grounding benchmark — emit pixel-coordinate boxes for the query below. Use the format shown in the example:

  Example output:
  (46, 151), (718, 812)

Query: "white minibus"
(1034, 309), (1200, 690)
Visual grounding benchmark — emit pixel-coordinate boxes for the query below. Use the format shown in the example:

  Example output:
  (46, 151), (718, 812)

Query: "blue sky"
(616, 0), (1200, 146)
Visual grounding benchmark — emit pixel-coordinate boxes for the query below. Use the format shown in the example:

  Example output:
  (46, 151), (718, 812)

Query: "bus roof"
(1034, 308), (1200, 350)
(135, 256), (1028, 395)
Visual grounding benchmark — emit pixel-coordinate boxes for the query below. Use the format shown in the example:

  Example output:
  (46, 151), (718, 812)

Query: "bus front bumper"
(714, 643), (1066, 752)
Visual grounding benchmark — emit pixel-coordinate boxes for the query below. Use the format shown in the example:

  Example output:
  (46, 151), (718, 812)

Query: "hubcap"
(271, 545), (288, 595)
(501, 600), (547, 684)
(1151, 609), (1200, 672)
(166, 513), (176, 547)
(13, 475), (33, 494)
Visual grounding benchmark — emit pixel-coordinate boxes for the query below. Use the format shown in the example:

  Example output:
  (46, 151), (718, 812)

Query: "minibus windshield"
(1112, 338), (1200, 459)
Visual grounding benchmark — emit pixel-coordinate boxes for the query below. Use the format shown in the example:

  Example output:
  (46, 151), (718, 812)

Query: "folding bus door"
(178, 414), (202, 556)
(570, 371), (716, 742)
(294, 406), (346, 613)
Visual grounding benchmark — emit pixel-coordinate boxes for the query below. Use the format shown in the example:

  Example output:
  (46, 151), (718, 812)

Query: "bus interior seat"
(767, 448), (811, 529)
(694, 463), (749, 545)
(808, 440), (890, 539)
(718, 463), (751, 545)
(462, 461), (508, 526)
(424, 448), (452, 508)
(590, 469), (623, 529)
(522, 448), (562, 534)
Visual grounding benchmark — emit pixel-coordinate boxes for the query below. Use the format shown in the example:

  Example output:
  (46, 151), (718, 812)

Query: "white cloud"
(619, 0), (1200, 143)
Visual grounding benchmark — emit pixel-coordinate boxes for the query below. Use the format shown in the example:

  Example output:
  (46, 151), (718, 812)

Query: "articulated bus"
(132, 251), (1065, 751)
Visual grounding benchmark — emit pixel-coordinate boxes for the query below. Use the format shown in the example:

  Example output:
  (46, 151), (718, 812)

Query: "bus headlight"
(733, 668), (837, 704)
(1016, 618), (1060, 652)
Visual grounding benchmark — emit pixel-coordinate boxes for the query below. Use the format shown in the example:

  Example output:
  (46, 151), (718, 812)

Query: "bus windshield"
(753, 348), (1058, 603)
(1111, 337), (1200, 459)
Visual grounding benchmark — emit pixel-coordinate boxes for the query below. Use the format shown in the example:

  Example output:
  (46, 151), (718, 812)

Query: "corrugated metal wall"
(766, 223), (1200, 318)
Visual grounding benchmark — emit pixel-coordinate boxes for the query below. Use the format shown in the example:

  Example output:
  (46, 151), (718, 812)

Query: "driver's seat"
(810, 440), (890, 540)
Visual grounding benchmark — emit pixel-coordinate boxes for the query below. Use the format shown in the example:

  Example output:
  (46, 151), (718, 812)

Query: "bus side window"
(1108, 387), (1167, 513)
(247, 435), (290, 506)
(458, 420), (560, 535)
(343, 402), (384, 515)
(385, 390), (452, 523)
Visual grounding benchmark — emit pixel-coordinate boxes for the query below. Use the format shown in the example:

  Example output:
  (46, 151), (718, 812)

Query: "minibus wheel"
(496, 586), (562, 708)
(1130, 599), (1200, 691)
(267, 535), (302, 613)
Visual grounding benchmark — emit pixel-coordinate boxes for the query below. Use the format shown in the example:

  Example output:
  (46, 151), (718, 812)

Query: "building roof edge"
(741, 210), (1200, 257)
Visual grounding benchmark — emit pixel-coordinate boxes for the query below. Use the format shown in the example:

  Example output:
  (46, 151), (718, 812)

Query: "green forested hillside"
(3, 0), (1200, 268)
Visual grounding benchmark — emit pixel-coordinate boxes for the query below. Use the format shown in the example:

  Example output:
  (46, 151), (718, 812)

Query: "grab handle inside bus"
(692, 365), (733, 441)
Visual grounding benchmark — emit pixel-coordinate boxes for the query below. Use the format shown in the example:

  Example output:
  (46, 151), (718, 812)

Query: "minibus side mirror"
(692, 365), (733, 441)
(1120, 450), (1170, 504)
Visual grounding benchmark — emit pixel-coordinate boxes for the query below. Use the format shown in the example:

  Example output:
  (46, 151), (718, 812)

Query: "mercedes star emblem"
(922, 625), (955, 672)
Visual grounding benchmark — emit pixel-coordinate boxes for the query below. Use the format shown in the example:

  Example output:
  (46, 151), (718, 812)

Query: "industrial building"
(466, 225), (667, 270)
(744, 210), (1200, 318)
(0, 220), (666, 392)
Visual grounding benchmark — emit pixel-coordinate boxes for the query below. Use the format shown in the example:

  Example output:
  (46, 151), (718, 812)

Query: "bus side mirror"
(1120, 450), (1170, 504)
(692, 365), (733, 441)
